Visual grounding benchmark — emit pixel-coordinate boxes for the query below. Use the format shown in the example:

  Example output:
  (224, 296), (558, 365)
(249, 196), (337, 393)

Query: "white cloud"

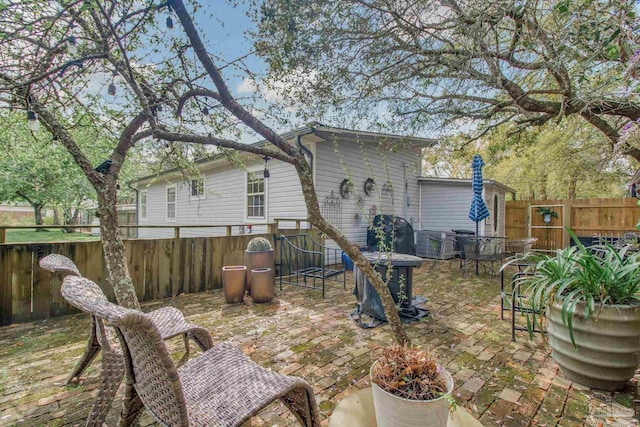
(237, 78), (258, 94)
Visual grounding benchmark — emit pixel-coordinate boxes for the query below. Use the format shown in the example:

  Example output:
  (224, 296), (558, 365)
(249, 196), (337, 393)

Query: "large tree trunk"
(96, 182), (140, 310)
(294, 157), (411, 346)
(33, 203), (44, 230)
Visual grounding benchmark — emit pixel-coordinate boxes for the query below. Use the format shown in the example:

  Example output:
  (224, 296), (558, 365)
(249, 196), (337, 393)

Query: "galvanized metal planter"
(547, 300), (640, 391)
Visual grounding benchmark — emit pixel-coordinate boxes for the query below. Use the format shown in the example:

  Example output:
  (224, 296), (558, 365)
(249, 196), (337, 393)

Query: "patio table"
(329, 387), (483, 427)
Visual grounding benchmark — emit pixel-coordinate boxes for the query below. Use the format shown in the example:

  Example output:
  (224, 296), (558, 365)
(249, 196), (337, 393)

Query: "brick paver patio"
(1, 263), (638, 426)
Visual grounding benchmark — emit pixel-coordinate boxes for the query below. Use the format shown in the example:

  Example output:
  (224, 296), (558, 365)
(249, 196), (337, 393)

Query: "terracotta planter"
(221, 266), (246, 303)
(547, 300), (640, 391)
(370, 361), (453, 427)
(245, 249), (275, 292)
(250, 267), (275, 303)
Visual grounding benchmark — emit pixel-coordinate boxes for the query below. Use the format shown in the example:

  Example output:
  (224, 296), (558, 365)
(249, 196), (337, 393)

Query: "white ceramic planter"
(370, 362), (453, 427)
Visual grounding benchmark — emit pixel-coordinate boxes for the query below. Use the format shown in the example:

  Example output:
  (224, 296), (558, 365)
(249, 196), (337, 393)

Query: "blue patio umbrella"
(468, 154), (490, 275)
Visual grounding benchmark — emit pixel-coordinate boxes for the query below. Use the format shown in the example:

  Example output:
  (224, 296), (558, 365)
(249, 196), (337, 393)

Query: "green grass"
(4, 229), (99, 243)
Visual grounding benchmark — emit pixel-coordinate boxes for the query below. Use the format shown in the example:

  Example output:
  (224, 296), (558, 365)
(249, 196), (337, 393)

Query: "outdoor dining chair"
(40, 254), (214, 427)
(61, 275), (321, 427)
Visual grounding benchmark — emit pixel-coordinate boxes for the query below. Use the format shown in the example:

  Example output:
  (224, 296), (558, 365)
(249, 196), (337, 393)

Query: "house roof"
(417, 176), (517, 195)
(133, 123), (438, 185)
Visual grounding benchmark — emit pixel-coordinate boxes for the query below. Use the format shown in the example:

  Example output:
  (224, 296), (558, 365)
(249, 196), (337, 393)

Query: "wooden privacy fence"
(505, 198), (640, 251)
(0, 228), (322, 326)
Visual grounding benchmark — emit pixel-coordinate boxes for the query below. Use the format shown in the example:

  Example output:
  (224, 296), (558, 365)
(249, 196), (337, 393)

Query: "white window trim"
(245, 166), (268, 222)
(190, 177), (206, 201)
(166, 184), (177, 222)
(140, 189), (148, 220)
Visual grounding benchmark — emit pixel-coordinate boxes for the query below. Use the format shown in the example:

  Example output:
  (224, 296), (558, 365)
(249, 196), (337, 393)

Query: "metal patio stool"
(40, 255), (214, 427)
(61, 275), (320, 427)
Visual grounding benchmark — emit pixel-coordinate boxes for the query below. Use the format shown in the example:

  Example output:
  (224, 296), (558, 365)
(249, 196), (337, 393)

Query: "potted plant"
(514, 233), (640, 390)
(245, 236), (275, 293)
(537, 207), (558, 224)
(370, 345), (454, 427)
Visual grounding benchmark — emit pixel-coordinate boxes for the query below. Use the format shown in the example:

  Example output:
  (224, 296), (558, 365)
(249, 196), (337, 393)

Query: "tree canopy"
(0, 0), (411, 344)
(257, 0), (640, 161)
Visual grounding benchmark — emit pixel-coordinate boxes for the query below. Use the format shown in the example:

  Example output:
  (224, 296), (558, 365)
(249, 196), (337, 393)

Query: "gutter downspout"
(127, 181), (139, 238)
(297, 133), (314, 174)
(418, 180), (422, 231)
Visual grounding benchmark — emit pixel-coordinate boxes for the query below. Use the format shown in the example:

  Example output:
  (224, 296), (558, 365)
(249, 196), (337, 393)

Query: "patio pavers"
(0, 263), (638, 426)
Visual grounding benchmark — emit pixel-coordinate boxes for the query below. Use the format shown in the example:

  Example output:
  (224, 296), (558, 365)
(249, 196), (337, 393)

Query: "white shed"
(417, 177), (516, 237)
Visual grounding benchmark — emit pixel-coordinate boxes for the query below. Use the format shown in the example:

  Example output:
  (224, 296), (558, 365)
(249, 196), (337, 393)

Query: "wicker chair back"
(113, 310), (189, 426)
(61, 275), (188, 425)
(39, 253), (81, 277)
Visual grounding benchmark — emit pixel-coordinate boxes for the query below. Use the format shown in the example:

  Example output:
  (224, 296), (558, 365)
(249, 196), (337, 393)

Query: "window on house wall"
(140, 190), (147, 219)
(166, 185), (176, 221)
(246, 172), (265, 218)
(190, 178), (205, 199)
(493, 194), (499, 233)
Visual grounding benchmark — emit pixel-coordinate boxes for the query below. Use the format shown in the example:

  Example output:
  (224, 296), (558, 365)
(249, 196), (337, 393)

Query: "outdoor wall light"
(107, 82), (116, 96)
(166, 5), (174, 29)
(263, 156), (270, 179)
(26, 110), (39, 132)
(202, 106), (209, 116)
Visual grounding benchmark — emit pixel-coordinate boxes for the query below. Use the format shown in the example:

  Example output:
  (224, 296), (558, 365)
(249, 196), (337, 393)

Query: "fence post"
(174, 227), (180, 239)
(0, 228), (5, 244)
(226, 226), (232, 236)
(563, 202), (571, 248)
(295, 220), (300, 230)
(268, 223), (278, 234)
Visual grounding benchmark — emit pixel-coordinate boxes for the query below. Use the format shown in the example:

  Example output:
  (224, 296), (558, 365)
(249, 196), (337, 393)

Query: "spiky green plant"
(246, 237), (272, 252)
(512, 230), (640, 346)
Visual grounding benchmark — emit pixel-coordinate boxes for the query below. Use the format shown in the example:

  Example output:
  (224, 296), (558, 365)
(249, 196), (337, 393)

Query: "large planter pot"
(370, 361), (453, 427)
(245, 249), (275, 292)
(221, 266), (246, 303)
(547, 300), (640, 391)
(250, 267), (275, 303)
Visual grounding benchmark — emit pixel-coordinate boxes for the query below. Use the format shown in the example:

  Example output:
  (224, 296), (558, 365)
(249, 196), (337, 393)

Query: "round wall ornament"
(340, 178), (353, 198)
(364, 178), (376, 196)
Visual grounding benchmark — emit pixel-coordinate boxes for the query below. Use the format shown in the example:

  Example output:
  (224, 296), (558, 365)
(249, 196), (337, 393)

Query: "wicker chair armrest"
(147, 307), (214, 350)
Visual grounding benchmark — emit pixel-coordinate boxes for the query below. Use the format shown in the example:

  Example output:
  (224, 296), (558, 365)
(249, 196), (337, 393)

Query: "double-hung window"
(246, 172), (265, 219)
(166, 185), (177, 221)
(190, 178), (205, 199)
(140, 190), (147, 219)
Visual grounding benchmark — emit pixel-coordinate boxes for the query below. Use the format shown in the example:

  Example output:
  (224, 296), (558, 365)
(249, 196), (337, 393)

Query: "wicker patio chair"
(41, 255), (214, 427)
(61, 275), (320, 427)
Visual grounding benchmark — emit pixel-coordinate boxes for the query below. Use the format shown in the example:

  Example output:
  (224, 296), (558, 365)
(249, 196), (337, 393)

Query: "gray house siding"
(419, 181), (508, 236)
(137, 143), (313, 239)
(315, 140), (421, 249)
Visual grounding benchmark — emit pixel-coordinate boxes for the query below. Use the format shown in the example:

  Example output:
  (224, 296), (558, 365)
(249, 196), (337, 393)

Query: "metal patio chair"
(460, 236), (506, 276)
(61, 275), (320, 427)
(40, 254), (214, 427)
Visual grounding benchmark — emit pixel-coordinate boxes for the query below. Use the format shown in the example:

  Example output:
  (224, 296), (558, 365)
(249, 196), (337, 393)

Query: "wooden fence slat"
(0, 246), (12, 325)
(11, 246), (33, 323)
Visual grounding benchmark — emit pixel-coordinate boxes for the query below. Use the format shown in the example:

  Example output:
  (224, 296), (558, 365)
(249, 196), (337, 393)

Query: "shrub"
(247, 237), (272, 252)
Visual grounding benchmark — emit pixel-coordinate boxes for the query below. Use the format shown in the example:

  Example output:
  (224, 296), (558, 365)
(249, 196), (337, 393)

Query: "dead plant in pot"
(370, 345), (454, 427)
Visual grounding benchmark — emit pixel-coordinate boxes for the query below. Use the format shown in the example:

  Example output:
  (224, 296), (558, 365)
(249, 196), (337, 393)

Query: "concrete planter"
(221, 266), (246, 303)
(245, 249), (275, 293)
(250, 267), (275, 303)
(370, 362), (453, 427)
(547, 300), (640, 391)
